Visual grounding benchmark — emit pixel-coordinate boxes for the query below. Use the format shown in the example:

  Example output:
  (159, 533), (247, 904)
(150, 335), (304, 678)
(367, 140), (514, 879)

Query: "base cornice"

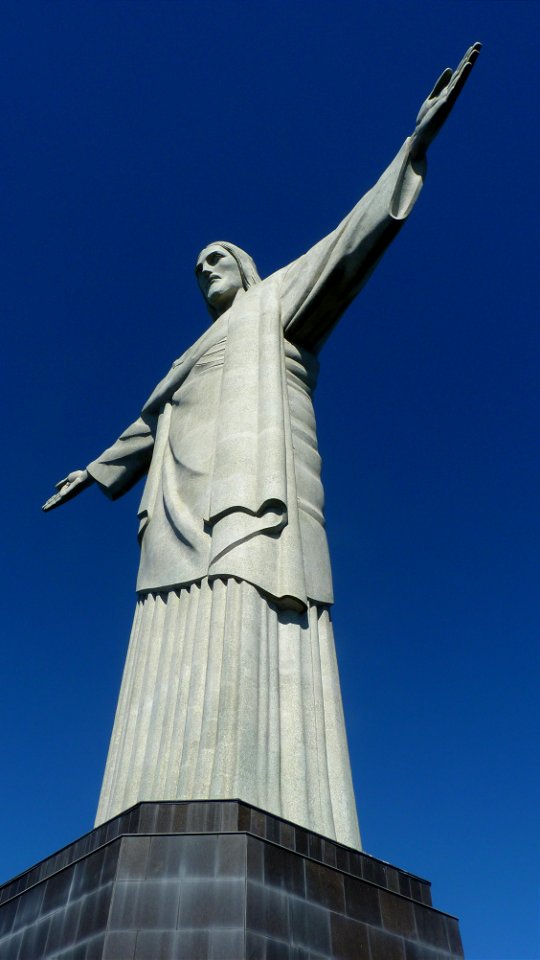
(0, 799), (463, 959)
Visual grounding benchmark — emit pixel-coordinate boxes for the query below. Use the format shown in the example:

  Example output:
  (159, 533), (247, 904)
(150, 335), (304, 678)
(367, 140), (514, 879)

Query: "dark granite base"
(0, 800), (463, 959)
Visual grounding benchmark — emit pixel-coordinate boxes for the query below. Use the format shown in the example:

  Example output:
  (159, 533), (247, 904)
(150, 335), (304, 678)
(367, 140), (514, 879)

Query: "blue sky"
(1, 2), (538, 958)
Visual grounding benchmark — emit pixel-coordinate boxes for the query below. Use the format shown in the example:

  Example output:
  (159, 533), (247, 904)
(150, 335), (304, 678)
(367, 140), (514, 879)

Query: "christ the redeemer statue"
(44, 44), (480, 850)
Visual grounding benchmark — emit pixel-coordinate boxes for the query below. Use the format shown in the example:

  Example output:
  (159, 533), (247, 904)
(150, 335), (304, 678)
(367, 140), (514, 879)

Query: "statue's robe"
(89, 140), (425, 846)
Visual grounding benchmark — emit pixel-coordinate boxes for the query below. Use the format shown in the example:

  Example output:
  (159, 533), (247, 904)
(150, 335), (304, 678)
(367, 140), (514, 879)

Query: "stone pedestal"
(0, 800), (464, 959)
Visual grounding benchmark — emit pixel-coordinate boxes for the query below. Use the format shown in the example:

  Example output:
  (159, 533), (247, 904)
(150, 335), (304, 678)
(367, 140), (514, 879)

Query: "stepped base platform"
(0, 799), (464, 959)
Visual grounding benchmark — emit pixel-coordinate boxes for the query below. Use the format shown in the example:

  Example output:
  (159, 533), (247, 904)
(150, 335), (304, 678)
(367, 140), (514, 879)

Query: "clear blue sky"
(1, 3), (538, 958)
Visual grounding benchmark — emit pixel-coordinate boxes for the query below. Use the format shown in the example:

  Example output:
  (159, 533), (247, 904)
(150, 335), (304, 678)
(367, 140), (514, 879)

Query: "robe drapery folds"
(89, 140), (425, 843)
(87, 138), (425, 610)
(94, 580), (361, 848)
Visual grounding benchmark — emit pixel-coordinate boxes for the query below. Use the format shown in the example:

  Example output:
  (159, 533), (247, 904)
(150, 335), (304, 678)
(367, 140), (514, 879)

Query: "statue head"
(195, 242), (261, 319)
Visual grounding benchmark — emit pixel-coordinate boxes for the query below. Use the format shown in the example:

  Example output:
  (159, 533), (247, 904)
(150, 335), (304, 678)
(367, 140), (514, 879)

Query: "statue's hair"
(196, 241), (261, 320)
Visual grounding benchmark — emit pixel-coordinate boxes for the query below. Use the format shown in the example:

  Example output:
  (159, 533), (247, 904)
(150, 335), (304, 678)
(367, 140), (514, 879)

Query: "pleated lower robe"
(95, 578), (361, 849)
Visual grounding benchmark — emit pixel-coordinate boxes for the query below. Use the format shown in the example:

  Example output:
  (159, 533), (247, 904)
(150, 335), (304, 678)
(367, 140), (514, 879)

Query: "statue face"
(196, 245), (243, 314)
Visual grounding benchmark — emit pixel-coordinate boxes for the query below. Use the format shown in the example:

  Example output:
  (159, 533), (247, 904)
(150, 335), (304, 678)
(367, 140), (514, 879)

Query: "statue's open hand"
(42, 469), (93, 512)
(411, 42), (481, 160)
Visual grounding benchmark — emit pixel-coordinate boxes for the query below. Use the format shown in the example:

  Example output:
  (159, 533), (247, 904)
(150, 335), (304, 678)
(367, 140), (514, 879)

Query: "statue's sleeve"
(86, 412), (157, 500)
(279, 138), (426, 352)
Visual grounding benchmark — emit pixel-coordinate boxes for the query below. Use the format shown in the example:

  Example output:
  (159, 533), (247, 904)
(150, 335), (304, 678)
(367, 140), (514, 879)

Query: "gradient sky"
(1, 3), (538, 958)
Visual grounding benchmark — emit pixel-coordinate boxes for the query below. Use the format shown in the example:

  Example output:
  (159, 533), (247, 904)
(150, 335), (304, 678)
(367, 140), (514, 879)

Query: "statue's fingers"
(449, 43), (481, 92)
(54, 476), (70, 490)
(464, 44), (481, 69)
(454, 42), (480, 77)
(447, 61), (474, 103)
(427, 67), (453, 100)
(42, 492), (63, 511)
(464, 41), (482, 62)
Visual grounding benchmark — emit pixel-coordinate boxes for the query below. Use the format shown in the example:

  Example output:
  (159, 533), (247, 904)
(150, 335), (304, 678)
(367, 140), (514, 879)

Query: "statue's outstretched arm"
(280, 42), (481, 353)
(43, 411), (157, 512)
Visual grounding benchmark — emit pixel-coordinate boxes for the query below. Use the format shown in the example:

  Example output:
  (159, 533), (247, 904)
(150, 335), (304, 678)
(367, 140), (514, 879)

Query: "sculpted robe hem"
(94, 579), (363, 848)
